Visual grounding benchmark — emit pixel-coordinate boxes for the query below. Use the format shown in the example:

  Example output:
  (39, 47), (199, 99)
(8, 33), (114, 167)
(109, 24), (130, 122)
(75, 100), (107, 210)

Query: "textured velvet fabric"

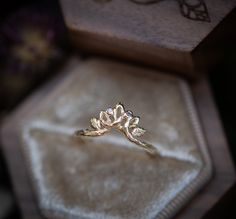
(19, 58), (211, 219)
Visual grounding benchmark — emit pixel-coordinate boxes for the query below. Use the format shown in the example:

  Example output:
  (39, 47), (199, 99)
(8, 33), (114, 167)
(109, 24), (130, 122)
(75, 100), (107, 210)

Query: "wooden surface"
(0, 59), (235, 219)
(60, 0), (236, 78)
(174, 79), (236, 219)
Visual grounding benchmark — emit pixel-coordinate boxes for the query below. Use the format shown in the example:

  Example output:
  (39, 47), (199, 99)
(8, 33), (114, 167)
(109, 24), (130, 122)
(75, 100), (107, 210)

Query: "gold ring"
(74, 103), (158, 156)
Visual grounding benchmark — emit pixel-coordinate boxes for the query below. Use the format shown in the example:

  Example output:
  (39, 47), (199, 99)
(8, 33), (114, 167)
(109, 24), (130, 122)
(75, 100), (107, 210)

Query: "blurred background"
(0, 0), (235, 218)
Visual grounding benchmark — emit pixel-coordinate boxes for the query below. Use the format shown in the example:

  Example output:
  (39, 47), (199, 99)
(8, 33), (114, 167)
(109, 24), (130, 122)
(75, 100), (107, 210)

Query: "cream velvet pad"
(17, 58), (212, 219)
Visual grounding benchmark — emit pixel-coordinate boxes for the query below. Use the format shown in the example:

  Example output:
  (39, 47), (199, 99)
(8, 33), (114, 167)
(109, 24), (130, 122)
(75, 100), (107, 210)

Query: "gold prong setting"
(74, 103), (158, 156)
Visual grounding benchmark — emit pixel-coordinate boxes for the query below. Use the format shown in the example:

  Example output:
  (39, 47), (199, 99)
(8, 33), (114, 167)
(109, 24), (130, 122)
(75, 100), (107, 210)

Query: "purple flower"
(0, 5), (68, 75)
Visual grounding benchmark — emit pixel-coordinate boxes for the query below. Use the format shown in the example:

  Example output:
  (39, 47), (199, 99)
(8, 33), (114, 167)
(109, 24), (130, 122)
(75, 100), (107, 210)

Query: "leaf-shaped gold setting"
(74, 103), (158, 156)
(132, 127), (146, 137)
(129, 117), (140, 128)
(90, 118), (101, 129)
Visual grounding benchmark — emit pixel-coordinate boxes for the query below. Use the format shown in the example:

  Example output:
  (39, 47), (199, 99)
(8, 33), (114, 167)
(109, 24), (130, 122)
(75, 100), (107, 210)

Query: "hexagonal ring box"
(1, 58), (217, 219)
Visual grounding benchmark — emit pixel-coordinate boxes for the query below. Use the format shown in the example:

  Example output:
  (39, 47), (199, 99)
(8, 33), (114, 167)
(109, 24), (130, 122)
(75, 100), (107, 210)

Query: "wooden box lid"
(60, 0), (236, 78)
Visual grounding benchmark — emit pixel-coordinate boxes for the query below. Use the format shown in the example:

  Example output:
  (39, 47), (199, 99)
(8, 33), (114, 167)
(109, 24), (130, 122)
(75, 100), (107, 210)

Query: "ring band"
(74, 103), (158, 156)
